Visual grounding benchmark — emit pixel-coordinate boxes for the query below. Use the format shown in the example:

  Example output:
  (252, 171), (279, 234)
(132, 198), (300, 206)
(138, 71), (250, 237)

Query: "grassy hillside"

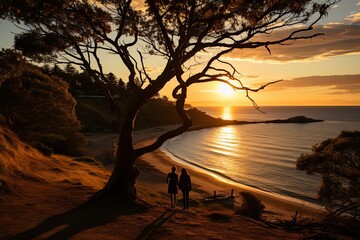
(0, 125), (109, 196)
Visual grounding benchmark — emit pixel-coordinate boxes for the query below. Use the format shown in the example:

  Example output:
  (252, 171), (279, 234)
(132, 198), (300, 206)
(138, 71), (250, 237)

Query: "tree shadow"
(135, 208), (176, 240)
(8, 198), (148, 240)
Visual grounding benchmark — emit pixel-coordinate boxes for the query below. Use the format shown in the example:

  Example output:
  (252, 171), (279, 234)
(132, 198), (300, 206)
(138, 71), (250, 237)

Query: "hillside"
(76, 97), (118, 132)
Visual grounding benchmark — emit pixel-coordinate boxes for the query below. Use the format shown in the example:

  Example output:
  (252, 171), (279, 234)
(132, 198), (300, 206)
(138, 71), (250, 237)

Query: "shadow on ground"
(8, 198), (148, 240)
(135, 208), (176, 240)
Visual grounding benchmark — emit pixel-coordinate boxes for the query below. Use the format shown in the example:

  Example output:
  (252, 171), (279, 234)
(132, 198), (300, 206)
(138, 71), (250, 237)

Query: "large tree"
(0, 0), (339, 204)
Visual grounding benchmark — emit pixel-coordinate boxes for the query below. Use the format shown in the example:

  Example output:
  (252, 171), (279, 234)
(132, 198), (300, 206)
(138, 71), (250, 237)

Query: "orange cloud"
(228, 23), (360, 62)
(346, 13), (360, 23)
(265, 75), (360, 94)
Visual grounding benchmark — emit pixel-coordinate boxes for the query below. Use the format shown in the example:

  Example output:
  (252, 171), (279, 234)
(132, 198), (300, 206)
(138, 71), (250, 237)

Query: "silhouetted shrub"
(297, 131), (360, 215)
(34, 142), (53, 156)
(0, 179), (13, 195)
(236, 191), (265, 219)
(73, 156), (103, 167)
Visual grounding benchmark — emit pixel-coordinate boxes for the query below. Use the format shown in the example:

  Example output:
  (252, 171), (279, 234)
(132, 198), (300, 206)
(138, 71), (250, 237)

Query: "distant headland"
(187, 108), (323, 131)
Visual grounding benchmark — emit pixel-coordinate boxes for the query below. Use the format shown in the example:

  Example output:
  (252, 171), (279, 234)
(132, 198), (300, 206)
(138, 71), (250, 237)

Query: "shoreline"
(160, 143), (323, 209)
(133, 134), (324, 217)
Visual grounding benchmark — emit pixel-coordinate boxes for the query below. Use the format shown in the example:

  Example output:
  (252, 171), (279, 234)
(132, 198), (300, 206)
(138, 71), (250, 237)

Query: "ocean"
(160, 106), (360, 206)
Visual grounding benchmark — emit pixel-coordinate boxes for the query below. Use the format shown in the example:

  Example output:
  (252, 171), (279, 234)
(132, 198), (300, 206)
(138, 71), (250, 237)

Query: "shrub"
(297, 130), (360, 210)
(73, 156), (103, 167)
(34, 142), (53, 156)
(236, 191), (265, 219)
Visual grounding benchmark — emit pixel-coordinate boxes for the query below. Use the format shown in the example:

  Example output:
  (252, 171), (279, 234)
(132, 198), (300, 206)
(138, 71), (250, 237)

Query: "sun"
(218, 84), (234, 96)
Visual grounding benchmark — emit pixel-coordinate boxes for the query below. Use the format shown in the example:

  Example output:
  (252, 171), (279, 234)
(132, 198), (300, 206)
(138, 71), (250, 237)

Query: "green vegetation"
(76, 97), (118, 132)
(297, 131), (360, 217)
(0, 50), (86, 156)
(135, 98), (181, 129)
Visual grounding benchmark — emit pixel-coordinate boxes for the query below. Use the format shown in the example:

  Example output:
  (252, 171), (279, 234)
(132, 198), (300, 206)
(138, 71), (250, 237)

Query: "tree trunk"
(93, 98), (142, 205)
(100, 147), (139, 203)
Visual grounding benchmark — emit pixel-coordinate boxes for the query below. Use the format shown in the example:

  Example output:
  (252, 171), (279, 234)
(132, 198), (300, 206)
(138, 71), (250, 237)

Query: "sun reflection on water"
(210, 126), (247, 175)
(221, 106), (233, 120)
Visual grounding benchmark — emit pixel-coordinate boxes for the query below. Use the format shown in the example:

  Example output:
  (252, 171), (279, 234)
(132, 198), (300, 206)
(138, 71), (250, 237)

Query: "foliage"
(34, 142), (54, 156)
(135, 98), (180, 129)
(76, 97), (118, 132)
(14, 31), (67, 61)
(236, 191), (265, 219)
(297, 131), (360, 213)
(0, 50), (86, 155)
(0, 49), (27, 85)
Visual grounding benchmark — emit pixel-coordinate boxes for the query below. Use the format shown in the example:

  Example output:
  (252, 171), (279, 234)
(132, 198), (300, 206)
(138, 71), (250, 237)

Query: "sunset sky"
(0, 0), (359, 106)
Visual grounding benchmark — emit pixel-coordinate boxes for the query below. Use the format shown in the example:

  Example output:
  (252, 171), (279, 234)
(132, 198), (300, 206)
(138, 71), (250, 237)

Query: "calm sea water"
(161, 106), (360, 205)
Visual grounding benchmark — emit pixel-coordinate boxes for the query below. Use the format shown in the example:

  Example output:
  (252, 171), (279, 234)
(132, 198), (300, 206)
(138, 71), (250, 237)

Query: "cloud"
(267, 74), (360, 94)
(346, 13), (360, 23)
(228, 23), (360, 62)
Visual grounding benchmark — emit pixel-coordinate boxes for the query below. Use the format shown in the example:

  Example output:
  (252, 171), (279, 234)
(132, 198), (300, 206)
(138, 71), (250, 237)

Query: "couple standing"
(166, 166), (191, 209)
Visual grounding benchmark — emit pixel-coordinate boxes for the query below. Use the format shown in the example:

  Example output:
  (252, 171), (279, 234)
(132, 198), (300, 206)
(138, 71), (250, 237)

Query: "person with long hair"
(179, 168), (192, 209)
(166, 166), (179, 208)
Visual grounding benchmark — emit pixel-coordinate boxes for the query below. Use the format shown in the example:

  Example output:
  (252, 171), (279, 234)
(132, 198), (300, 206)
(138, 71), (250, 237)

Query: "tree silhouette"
(1, 0), (339, 204)
(297, 131), (360, 214)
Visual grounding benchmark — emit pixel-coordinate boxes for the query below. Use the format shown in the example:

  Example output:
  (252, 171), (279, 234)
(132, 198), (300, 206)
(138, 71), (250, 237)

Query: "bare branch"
(135, 88), (191, 157)
(138, 50), (154, 83)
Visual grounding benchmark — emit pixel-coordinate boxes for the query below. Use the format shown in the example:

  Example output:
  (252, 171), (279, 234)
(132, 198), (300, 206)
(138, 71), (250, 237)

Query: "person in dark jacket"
(179, 168), (192, 209)
(166, 166), (179, 208)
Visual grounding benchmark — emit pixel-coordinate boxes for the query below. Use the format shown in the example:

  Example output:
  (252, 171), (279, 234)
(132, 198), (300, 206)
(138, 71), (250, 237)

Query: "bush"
(73, 156), (103, 168)
(235, 191), (265, 219)
(297, 131), (360, 212)
(34, 142), (53, 156)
